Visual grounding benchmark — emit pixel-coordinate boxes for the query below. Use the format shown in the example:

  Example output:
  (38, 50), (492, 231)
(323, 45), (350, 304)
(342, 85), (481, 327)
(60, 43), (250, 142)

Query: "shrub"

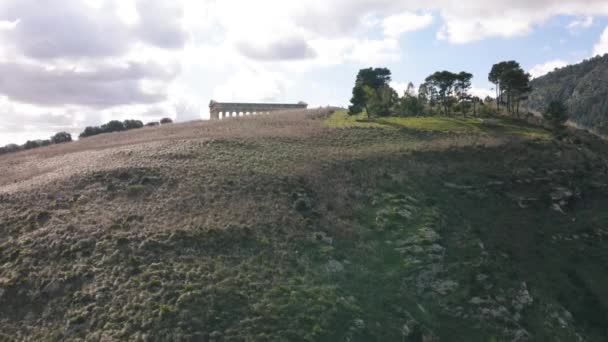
(543, 100), (569, 128)
(51, 132), (72, 144)
(160, 118), (174, 125)
(80, 126), (103, 138)
(40, 140), (52, 147)
(124, 120), (144, 130)
(0, 144), (20, 155)
(145, 122), (160, 127)
(101, 120), (126, 133)
(23, 140), (42, 150)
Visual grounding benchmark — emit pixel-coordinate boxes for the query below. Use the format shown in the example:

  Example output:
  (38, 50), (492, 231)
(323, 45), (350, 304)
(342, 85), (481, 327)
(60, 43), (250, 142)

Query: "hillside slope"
(528, 54), (608, 133)
(1, 110), (608, 341)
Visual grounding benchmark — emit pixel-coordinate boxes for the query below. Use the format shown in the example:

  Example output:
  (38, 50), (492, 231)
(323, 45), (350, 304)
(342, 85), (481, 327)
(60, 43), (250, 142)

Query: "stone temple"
(209, 100), (308, 120)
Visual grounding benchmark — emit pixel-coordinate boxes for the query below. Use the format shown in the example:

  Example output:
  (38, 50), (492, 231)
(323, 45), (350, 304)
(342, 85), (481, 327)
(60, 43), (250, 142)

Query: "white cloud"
(567, 16), (593, 31)
(529, 59), (569, 78)
(470, 87), (495, 99)
(390, 81), (410, 96)
(382, 12), (433, 38)
(593, 26), (608, 57)
(212, 69), (290, 103)
(347, 38), (400, 65)
(3, 0), (608, 145)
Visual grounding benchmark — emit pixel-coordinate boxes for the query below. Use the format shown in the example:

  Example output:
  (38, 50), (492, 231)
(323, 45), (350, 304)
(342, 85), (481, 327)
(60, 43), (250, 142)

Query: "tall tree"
(500, 67), (532, 117)
(418, 83), (429, 105)
(425, 71), (467, 116)
(455, 72), (473, 116)
(543, 100), (569, 128)
(489, 61), (520, 111)
(405, 82), (416, 97)
(349, 68), (393, 116)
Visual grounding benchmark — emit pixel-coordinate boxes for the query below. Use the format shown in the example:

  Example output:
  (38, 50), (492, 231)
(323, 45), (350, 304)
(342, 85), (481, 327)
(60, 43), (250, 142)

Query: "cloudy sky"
(1, 0), (608, 145)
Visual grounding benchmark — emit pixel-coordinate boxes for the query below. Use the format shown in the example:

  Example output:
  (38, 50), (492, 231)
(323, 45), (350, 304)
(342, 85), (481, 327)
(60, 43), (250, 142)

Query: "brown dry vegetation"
(1, 109), (607, 341)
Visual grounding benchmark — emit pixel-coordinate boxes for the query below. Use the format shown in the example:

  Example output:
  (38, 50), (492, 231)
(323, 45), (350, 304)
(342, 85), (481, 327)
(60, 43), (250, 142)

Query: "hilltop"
(528, 54), (608, 133)
(1, 110), (608, 341)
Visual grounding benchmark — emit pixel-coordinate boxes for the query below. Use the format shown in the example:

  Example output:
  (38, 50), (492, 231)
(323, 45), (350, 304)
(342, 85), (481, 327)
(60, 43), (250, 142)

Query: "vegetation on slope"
(0, 110), (607, 341)
(528, 54), (608, 133)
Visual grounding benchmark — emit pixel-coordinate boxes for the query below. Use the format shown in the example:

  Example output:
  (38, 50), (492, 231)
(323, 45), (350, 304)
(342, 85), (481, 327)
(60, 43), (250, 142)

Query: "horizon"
(1, 0), (608, 145)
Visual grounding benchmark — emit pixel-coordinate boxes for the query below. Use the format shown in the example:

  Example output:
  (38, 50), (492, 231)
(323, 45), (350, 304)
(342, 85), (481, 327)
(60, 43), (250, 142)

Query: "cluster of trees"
(80, 118), (172, 139)
(488, 61), (532, 118)
(1, 117), (175, 157)
(348, 68), (486, 118)
(421, 71), (475, 116)
(348, 61), (569, 129)
(348, 67), (397, 118)
(0, 131), (73, 156)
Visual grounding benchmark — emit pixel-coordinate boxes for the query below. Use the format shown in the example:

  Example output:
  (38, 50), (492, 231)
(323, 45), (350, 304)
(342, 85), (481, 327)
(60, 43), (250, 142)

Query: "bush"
(124, 120), (144, 130)
(0, 144), (19, 155)
(160, 118), (174, 125)
(80, 126), (103, 138)
(23, 140), (42, 150)
(543, 100), (569, 128)
(51, 132), (72, 144)
(80, 119), (147, 139)
(101, 120), (126, 133)
(145, 122), (160, 127)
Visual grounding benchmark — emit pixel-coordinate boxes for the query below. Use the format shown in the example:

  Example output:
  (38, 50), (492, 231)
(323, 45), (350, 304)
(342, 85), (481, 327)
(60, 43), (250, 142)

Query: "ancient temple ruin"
(209, 100), (308, 120)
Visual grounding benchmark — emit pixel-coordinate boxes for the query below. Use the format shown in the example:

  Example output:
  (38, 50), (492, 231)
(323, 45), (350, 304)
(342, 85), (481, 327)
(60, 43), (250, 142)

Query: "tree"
(51, 132), (72, 144)
(160, 117), (174, 125)
(363, 84), (397, 118)
(499, 67), (531, 117)
(455, 72), (473, 116)
(349, 68), (393, 116)
(123, 120), (144, 130)
(418, 83), (429, 105)
(405, 82), (416, 97)
(397, 82), (425, 117)
(543, 100), (569, 128)
(425, 71), (460, 116)
(101, 120), (126, 133)
(488, 61), (531, 117)
(489, 61), (519, 110)
(80, 126), (103, 138)
(23, 140), (42, 150)
(471, 96), (481, 117)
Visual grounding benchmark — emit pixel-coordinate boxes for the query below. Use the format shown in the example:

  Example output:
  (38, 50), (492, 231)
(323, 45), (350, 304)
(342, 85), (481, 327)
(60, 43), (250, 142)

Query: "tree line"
(0, 117), (173, 157)
(347, 61), (569, 126)
(79, 117), (172, 138)
(0, 131), (73, 155)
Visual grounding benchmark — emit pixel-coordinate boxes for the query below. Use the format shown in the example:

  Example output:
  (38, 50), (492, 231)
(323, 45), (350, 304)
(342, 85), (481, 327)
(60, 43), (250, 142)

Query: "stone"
(353, 319), (365, 329)
(479, 118), (500, 126)
(326, 259), (344, 273)
(513, 282), (533, 311)
(476, 274), (489, 282)
(429, 244), (445, 254)
(469, 297), (484, 305)
(432, 280), (458, 295)
(550, 187), (574, 202)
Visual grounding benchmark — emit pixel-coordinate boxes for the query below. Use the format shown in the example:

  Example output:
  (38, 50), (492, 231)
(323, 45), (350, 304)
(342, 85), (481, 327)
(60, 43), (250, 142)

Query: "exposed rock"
(431, 280), (458, 296)
(443, 182), (475, 190)
(326, 259), (344, 274)
(513, 282), (533, 311)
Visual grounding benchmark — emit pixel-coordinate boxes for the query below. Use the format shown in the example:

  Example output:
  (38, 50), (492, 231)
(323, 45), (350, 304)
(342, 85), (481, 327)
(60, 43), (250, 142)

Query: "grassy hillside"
(1, 110), (607, 341)
(527, 54), (608, 133)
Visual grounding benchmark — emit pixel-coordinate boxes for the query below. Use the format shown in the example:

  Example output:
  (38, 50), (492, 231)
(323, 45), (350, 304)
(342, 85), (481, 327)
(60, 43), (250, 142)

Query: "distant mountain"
(528, 54), (608, 133)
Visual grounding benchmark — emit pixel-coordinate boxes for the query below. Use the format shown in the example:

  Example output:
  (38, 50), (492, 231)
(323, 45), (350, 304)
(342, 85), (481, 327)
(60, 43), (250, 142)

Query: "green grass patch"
(325, 111), (553, 140)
